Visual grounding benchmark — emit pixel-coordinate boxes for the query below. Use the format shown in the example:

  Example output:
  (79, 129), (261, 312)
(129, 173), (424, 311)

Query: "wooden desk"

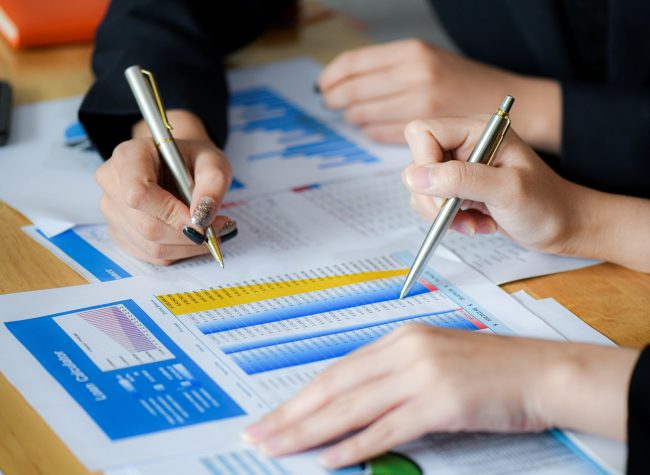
(0, 3), (648, 475)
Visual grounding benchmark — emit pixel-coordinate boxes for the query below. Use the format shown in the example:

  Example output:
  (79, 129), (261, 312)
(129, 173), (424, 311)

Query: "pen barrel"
(125, 66), (172, 145)
(467, 111), (511, 165)
(410, 197), (462, 271)
(158, 140), (194, 205)
(125, 65), (194, 205)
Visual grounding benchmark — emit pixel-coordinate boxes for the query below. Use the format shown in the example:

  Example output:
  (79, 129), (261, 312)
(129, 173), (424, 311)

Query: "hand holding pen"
(94, 72), (236, 266)
(400, 97), (513, 298)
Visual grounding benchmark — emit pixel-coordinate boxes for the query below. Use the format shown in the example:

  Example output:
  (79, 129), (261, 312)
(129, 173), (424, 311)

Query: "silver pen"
(125, 65), (224, 268)
(399, 95), (514, 299)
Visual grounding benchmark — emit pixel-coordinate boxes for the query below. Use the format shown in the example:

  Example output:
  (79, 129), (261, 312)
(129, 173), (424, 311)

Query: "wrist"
(510, 76), (562, 154)
(132, 110), (212, 142)
(534, 342), (639, 439)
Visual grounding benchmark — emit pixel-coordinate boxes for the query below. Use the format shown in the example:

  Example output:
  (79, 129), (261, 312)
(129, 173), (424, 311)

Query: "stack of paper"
(0, 58), (621, 475)
(0, 246), (624, 474)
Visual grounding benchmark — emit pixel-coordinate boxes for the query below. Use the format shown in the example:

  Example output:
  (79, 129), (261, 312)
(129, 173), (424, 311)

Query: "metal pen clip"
(485, 111), (511, 166)
(140, 69), (173, 131)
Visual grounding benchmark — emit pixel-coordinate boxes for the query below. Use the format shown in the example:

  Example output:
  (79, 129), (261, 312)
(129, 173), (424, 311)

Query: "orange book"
(0, 0), (109, 48)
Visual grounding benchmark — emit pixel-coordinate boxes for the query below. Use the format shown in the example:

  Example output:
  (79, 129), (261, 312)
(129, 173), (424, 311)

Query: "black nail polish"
(220, 228), (238, 244)
(313, 82), (321, 94)
(183, 226), (206, 245)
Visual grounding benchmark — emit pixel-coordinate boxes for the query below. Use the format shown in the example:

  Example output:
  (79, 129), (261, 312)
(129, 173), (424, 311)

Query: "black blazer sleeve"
(429, 0), (650, 198)
(561, 85), (650, 198)
(79, 0), (296, 159)
(627, 346), (650, 474)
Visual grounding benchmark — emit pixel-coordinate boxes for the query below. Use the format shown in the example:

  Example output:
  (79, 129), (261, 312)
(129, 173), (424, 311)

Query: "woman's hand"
(402, 117), (650, 272)
(318, 39), (561, 153)
(242, 325), (639, 469)
(95, 111), (232, 265)
(401, 117), (591, 256)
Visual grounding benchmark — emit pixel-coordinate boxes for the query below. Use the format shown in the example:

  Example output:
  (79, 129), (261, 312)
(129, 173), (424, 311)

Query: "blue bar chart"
(228, 309), (478, 375)
(197, 278), (431, 334)
(229, 87), (379, 169)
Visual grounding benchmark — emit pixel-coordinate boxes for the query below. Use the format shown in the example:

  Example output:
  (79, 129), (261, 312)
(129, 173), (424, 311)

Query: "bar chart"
(230, 87), (379, 169)
(160, 254), (502, 378)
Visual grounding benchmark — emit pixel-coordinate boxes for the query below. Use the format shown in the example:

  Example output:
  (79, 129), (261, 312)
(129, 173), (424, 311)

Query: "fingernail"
(218, 219), (238, 244)
(241, 421), (268, 443)
(320, 447), (346, 468)
(406, 166), (433, 191)
(182, 226), (206, 245)
(313, 82), (321, 94)
(459, 222), (476, 237)
(432, 197), (445, 209)
(259, 435), (286, 456)
(192, 197), (218, 228)
(479, 220), (497, 234)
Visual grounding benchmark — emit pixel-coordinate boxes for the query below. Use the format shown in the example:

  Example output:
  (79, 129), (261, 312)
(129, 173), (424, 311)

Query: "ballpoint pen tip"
(206, 232), (225, 269)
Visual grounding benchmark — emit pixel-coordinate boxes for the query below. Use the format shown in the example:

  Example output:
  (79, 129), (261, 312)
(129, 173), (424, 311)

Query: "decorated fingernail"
(313, 82), (321, 94)
(182, 226), (206, 245)
(219, 219), (238, 243)
(191, 197), (218, 228)
(406, 166), (433, 191)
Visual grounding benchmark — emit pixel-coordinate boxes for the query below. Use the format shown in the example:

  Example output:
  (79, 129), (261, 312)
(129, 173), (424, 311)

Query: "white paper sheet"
(0, 97), (104, 236)
(0, 245), (601, 472)
(24, 170), (598, 286)
(511, 291), (614, 346)
(442, 233), (601, 285)
(0, 276), (270, 470)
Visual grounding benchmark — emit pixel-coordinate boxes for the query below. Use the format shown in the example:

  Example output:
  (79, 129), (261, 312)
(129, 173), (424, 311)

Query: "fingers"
(345, 91), (444, 127)
(361, 123), (408, 144)
(122, 176), (191, 232)
(403, 118), (478, 166)
(320, 401), (429, 468)
(256, 374), (411, 458)
(100, 142), (192, 233)
(96, 137), (237, 264)
(408, 190), (497, 236)
(244, 339), (399, 444)
(100, 196), (209, 265)
(190, 144), (232, 228)
(404, 160), (512, 208)
(319, 42), (405, 91)
(323, 69), (407, 110)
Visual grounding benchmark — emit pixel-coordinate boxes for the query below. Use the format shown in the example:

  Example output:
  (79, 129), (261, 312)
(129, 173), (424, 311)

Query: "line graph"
(54, 304), (174, 371)
(78, 307), (158, 353)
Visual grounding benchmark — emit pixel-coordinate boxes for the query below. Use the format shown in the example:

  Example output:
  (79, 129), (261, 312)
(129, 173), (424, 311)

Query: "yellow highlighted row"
(157, 268), (408, 315)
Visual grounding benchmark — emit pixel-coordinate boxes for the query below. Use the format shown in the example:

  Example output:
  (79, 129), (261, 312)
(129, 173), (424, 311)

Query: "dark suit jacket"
(80, 0), (650, 197)
(431, 0), (650, 197)
(79, 0), (296, 160)
(628, 346), (650, 475)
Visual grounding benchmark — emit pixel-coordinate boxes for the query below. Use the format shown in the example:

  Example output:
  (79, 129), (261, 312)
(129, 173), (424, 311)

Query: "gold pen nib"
(205, 227), (224, 269)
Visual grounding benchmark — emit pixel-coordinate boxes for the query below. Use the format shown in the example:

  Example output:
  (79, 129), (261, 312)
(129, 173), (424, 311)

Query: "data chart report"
(156, 252), (524, 404)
